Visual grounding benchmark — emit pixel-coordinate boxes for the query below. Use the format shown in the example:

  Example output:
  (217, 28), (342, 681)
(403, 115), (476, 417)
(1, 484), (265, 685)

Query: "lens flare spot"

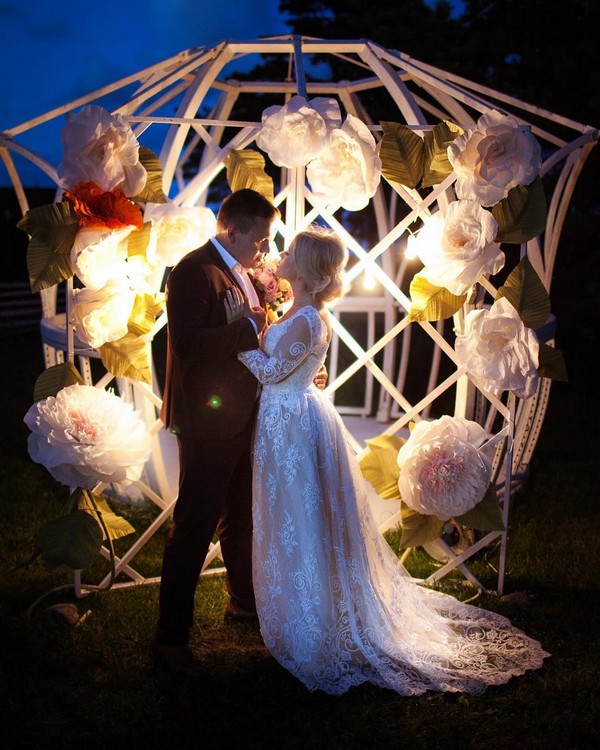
(207, 395), (222, 409)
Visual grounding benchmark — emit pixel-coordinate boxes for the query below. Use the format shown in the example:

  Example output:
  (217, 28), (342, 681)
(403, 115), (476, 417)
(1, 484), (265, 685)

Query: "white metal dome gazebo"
(2, 37), (597, 594)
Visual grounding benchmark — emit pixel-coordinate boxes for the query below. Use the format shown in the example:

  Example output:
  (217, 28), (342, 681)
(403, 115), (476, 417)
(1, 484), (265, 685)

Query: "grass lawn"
(1, 324), (598, 750)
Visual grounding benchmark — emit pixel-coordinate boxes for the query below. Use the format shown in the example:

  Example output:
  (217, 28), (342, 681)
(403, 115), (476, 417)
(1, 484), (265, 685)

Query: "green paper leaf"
(408, 272), (466, 322)
(537, 343), (568, 381)
(226, 149), (274, 203)
(455, 484), (504, 531)
(33, 362), (84, 402)
(379, 121), (425, 189)
(18, 202), (80, 292)
(399, 502), (445, 548)
(496, 256), (551, 329)
(75, 489), (136, 541)
(132, 147), (168, 204)
(358, 434), (405, 500)
(422, 120), (463, 187)
(493, 177), (547, 244)
(38, 510), (103, 570)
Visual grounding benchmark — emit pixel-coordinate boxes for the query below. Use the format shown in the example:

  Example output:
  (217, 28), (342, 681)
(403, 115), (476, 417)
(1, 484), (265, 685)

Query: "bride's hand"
(224, 286), (246, 323)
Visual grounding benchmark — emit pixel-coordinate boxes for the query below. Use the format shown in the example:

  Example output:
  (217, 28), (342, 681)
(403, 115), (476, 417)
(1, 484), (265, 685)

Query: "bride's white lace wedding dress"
(238, 305), (549, 696)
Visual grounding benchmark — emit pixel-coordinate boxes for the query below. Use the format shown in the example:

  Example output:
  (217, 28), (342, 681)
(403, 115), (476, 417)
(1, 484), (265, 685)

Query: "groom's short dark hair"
(217, 188), (280, 234)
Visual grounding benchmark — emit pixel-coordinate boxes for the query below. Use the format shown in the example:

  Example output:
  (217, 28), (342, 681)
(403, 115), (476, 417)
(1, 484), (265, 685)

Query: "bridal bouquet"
(250, 256), (293, 313)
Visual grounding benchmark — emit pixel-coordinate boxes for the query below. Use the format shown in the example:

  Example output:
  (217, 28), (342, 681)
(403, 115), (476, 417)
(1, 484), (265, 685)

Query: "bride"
(225, 226), (549, 696)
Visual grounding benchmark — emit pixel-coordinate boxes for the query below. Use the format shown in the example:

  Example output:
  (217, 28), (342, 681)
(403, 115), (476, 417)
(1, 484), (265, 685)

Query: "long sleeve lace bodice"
(238, 306), (328, 391)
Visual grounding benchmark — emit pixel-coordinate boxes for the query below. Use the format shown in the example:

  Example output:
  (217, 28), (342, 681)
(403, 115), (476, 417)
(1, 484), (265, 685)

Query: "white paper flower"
(455, 297), (540, 398)
(448, 110), (542, 206)
(407, 200), (504, 295)
(397, 416), (492, 520)
(58, 104), (147, 197)
(71, 225), (133, 290)
(143, 203), (216, 268)
(24, 384), (152, 489)
(72, 280), (135, 349)
(307, 114), (382, 211)
(256, 95), (342, 168)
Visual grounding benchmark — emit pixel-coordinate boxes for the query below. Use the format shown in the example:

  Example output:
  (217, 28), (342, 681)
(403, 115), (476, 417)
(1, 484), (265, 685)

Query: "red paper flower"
(64, 181), (144, 231)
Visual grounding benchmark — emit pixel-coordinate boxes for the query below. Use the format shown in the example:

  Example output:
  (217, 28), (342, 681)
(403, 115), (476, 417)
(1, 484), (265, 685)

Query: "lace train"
(239, 306), (549, 696)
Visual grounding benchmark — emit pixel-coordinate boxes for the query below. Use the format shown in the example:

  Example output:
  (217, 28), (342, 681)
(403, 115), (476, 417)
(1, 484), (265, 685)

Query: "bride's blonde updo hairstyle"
(289, 226), (349, 305)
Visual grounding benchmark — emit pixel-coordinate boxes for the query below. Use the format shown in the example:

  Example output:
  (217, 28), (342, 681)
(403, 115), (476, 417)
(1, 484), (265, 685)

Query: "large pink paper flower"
(455, 297), (540, 398)
(24, 385), (152, 489)
(397, 416), (492, 520)
(448, 110), (542, 206)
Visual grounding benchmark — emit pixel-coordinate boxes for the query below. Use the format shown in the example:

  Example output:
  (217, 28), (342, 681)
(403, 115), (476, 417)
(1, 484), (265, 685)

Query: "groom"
(153, 188), (281, 675)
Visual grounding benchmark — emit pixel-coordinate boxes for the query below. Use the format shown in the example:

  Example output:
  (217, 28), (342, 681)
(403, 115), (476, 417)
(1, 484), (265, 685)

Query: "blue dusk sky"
(0, 0), (291, 186)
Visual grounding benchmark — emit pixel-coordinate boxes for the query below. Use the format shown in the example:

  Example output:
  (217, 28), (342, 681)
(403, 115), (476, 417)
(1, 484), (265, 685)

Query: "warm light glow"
(404, 234), (419, 260)
(362, 272), (377, 290)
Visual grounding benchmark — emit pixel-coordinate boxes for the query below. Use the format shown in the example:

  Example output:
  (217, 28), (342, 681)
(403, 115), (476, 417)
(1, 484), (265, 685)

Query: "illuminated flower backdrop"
(18, 105), (216, 573)
(19, 104), (216, 383)
(17, 100), (567, 573)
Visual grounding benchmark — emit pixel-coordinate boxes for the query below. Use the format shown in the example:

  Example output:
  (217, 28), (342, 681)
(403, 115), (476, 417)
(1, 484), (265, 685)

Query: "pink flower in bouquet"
(250, 257), (293, 313)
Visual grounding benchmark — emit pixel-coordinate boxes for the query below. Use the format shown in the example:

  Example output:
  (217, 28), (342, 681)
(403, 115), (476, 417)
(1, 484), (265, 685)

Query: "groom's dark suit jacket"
(160, 240), (260, 441)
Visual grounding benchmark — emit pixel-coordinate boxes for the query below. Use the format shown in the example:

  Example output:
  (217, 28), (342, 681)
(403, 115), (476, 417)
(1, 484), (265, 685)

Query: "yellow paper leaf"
(132, 147), (168, 204)
(422, 120), (463, 187)
(379, 121), (425, 189)
(18, 202), (80, 292)
(33, 362), (84, 402)
(128, 293), (164, 338)
(358, 434), (405, 500)
(127, 222), (152, 258)
(408, 272), (466, 322)
(226, 150), (274, 202)
(99, 333), (151, 383)
(496, 256), (551, 330)
(492, 177), (547, 244)
(75, 489), (136, 541)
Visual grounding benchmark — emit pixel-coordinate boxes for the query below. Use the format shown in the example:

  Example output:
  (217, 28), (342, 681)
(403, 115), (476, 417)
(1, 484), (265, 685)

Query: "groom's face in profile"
(229, 217), (275, 270)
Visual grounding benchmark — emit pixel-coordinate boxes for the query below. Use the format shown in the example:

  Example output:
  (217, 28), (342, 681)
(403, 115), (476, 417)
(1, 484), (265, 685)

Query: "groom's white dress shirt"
(211, 237), (260, 333)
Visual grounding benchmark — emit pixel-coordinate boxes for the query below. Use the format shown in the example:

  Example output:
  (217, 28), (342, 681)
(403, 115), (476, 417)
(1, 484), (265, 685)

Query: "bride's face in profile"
(277, 247), (298, 283)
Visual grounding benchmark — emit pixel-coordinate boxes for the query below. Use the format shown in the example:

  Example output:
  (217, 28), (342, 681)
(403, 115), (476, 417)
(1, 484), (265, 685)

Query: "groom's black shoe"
(151, 641), (204, 676)
(224, 602), (259, 623)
